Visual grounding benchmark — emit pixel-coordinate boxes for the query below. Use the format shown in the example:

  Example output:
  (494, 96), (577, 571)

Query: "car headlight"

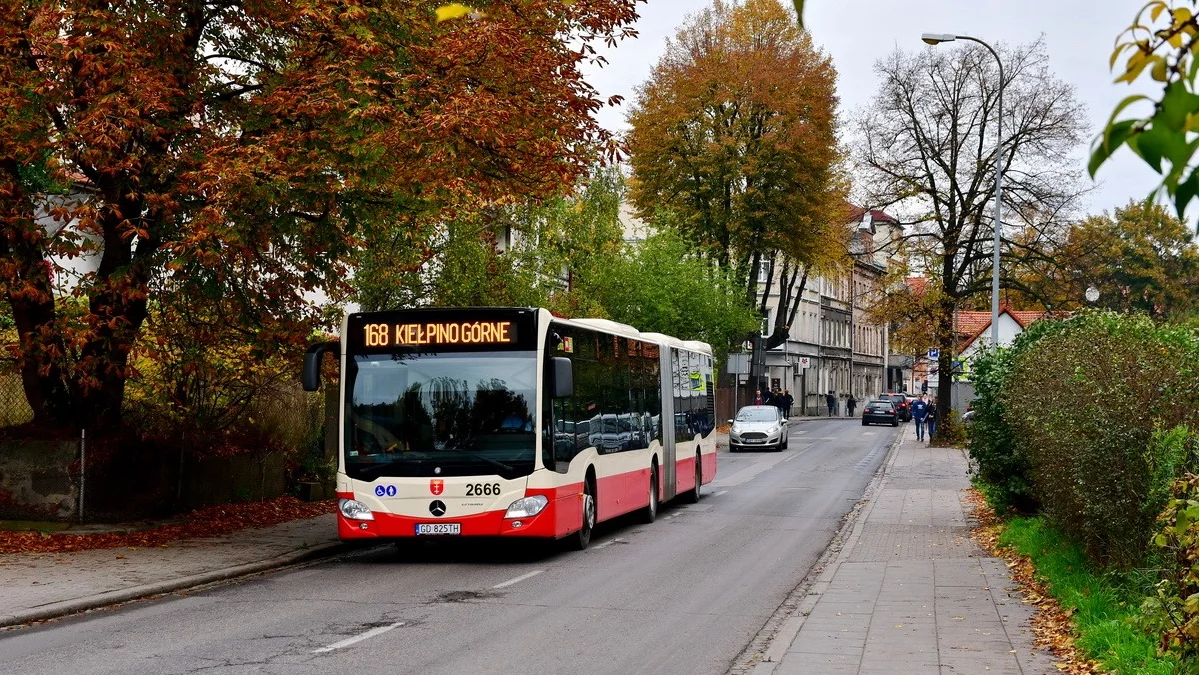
(339, 498), (374, 521)
(729, 427), (741, 440)
(505, 495), (549, 519)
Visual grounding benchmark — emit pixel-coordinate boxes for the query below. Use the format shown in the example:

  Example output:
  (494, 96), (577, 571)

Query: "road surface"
(0, 419), (898, 675)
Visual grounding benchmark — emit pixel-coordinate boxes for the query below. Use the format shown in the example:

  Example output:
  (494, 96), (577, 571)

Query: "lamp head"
(921, 33), (957, 45)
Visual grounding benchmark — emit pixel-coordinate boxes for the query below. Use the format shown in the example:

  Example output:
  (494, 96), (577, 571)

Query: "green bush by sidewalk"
(967, 311), (1198, 666)
(1003, 312), (1197, 569)
(999, 516), (1195, 675)
(967, 319), (1068, 514)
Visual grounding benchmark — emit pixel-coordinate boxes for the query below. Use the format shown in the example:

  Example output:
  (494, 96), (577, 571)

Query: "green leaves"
(1094, 1), (1199, 218)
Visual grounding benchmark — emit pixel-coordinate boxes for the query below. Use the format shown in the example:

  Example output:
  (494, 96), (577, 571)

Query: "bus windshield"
(345, 351), (538, 480)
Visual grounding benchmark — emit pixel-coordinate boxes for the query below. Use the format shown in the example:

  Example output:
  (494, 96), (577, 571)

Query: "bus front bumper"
(336, 491), (577, 540)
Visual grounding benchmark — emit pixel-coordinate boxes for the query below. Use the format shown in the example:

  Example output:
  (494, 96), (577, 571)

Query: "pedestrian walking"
(846, 394), (857, 417)
(911, 394), (929, 441)
(926, 396), (938, 439)
(774, 389), (786, 417)
(825, 391), (836, 417)
(783, 390), (794, 418)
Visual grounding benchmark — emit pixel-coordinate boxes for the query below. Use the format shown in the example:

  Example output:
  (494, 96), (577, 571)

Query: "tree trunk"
(0, 160), (75, 427)
(933, 294), (955, 440)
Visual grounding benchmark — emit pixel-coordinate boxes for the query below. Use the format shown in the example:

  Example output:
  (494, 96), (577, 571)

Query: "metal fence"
(0, 359), (326, 522)
(0, 359), (34, 429)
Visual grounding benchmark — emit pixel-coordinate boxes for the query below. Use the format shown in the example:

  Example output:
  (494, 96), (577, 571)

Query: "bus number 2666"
(466, 483), (501, 496)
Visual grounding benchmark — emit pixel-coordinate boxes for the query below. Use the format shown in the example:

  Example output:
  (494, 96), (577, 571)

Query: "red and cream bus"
(302, 307), (717, 549)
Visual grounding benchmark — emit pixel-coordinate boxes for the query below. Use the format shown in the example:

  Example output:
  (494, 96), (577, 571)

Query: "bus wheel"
(570, 478), (595, 551)
(684, 454), (702, 504)
(640, 466), (659, 524)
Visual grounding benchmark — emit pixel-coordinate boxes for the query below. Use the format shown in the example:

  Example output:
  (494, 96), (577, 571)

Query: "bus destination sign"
(363, 320), (517, 348)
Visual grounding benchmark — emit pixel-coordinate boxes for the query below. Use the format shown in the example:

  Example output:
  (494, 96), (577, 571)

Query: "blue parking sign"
(927, 348), (939, 360)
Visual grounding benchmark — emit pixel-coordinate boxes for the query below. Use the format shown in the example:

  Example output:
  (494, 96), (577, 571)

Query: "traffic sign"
(798, 357), (811, 368)
(927, 348), (939, 360)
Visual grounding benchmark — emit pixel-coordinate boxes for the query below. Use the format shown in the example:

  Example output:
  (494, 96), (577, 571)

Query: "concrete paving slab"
(754, 425), (1059, 675)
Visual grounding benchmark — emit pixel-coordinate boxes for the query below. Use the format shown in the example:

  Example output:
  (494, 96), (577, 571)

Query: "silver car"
(728, 405), (789, 452)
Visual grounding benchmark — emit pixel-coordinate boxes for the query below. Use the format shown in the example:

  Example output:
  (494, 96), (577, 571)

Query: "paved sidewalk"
(755, 425), (1057, 675)
(0, 514), (343, 627)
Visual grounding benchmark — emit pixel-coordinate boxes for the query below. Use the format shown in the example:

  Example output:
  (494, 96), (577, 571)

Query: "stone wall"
(0, 438), (290, 522)
(0, 439), (79, 520)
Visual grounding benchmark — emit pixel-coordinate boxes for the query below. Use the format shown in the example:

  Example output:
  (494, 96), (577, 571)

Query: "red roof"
(954, 311), (992, 338)
(846, 204), (899, 225)
(955, 307), (1066, 351)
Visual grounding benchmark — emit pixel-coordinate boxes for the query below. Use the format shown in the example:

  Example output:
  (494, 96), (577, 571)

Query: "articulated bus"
(302, 307), (717, 549)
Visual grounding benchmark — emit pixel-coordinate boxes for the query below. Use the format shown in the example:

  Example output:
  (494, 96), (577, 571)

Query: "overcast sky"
(582, 0), (1183, 221)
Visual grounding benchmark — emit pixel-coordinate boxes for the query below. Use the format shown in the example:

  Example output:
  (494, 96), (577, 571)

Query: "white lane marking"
(818, 436), (836, 440)
(591, 538), (623, 550)
(792, 429), (807, 434)
(714, 490), (728, 497)
(491, 570), (543, 589)
(313, 622), (405, 653)
(862, 431), (876, 435)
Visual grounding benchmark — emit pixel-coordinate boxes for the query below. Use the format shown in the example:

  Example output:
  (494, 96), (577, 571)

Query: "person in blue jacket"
(910, 394), (929, 441)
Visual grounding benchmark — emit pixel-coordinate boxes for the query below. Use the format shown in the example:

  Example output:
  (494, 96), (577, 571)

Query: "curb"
(741, 426), (908, 675)
(0, 540), (355, 629)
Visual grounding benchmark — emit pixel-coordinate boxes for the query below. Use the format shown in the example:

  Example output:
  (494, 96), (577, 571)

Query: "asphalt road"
(0, 418), (898, 675)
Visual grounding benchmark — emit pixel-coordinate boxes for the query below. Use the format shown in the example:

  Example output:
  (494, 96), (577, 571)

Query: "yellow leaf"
(435, 3), (473, 22)
(1150, 1), (1167, 22)
(1150, 55), (1168, 81)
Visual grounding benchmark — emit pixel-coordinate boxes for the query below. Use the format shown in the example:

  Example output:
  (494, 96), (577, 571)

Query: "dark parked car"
(877, 392), (911, 422)
(862, 400), (899, 427)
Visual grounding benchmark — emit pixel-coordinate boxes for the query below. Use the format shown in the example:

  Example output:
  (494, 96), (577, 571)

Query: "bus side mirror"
(302, 341), (340, 392)
(549, 357), (573, 398)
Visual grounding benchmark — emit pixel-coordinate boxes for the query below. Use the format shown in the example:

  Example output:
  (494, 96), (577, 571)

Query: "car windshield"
(345, 351), (538, 480)
(735, 407), (778, 422)
(869, 401), (895, 409)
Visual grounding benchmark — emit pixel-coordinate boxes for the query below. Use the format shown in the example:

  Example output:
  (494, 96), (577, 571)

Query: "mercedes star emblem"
(429, 500), (447, 517)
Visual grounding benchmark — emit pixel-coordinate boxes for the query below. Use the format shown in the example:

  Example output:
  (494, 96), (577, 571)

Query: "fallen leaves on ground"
(0, 497), (334, 555)
(963, 488), (1104, 675)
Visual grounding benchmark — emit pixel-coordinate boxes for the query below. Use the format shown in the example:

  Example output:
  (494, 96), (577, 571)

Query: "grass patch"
(999, 516), (1193, 675)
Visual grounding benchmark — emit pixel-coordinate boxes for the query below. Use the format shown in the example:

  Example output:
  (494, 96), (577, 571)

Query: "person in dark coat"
(825, 391), (836, 416)
(846, 394), (857, 417)
(783, 390), (794, 417)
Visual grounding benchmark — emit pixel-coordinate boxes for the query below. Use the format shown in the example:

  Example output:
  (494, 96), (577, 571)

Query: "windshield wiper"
(351, 452), (433, 480)
(444, 441), (514, 473)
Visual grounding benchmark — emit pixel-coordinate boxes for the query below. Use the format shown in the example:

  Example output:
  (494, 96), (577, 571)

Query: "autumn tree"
(0, 0), (640, 432)
(1018, 200), (1199, 322)
(626, 0), (849, 357)
(854, 39), (1088, 430)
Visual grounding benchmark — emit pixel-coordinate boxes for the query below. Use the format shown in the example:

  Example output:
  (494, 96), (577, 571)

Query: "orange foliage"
(0, 0), (641, 431)
(0, 496), (333, 554)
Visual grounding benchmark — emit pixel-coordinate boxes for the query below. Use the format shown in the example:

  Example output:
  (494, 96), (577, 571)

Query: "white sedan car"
(728, 405), (789, 452)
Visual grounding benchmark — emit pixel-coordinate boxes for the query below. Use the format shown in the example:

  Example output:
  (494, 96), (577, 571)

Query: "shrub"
(1003, 312), (1198, 568)
(1137, 469), (1199, 665)
(967, 319), (1067, 513)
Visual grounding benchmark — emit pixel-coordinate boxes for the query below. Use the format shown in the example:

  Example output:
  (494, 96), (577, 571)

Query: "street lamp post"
(921, 33), (1005, 348)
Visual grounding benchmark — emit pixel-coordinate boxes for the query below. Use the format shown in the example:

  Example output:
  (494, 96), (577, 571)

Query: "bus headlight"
(504, 495), (548, 519)
(339, 498), (375, 521)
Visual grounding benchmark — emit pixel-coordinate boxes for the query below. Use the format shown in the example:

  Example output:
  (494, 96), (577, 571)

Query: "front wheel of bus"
(640, 466), (659, 524)
(570, 479), (595, 551)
